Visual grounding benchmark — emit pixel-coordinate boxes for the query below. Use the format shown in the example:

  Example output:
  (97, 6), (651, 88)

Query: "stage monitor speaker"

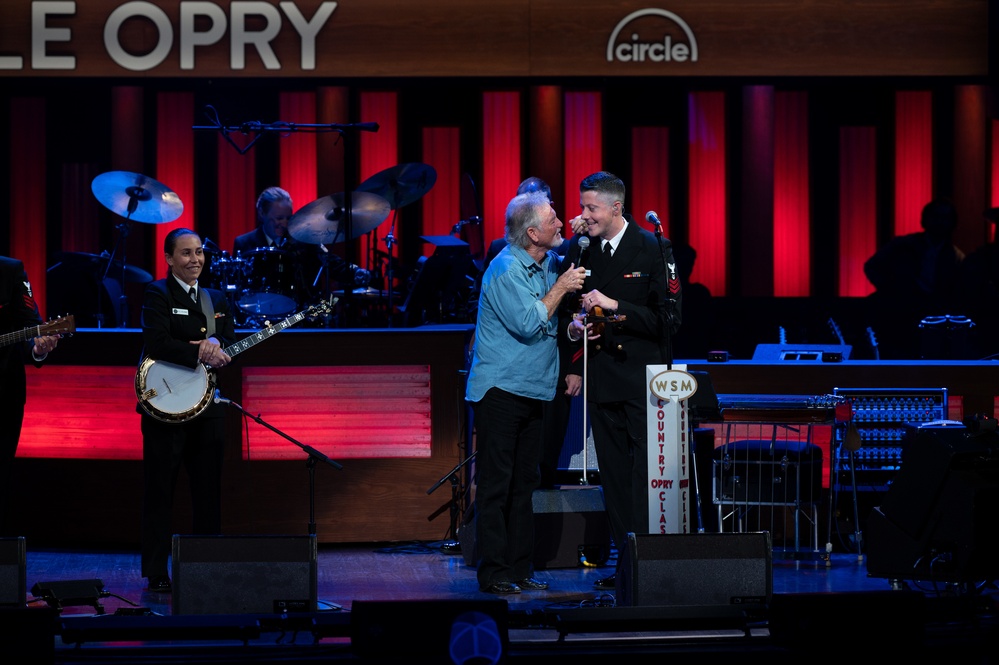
(0, 537), (25, 608)
(351, 599), (508, 664)
(172, 535), (317, 615)
(866, 426), (999, 582)
(458, 489), (611, 569)
(617, 532), (772, 608)
(532, 488), (611, 569)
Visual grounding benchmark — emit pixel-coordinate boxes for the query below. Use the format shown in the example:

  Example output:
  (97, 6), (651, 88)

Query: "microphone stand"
(581, 309), (591, 486)
(426, 450), (477, 551)
(215, 390), (343, 536)
(651, 220), (673, 370)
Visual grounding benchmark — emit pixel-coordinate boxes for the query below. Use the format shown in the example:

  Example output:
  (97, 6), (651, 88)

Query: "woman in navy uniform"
(137, 228), (235, 593)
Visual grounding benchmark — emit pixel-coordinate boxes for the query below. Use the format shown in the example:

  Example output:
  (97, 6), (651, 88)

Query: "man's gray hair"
(505, 190), (551, 249)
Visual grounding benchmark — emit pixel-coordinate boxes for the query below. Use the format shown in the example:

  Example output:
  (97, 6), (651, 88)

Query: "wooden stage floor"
(8, 535), (999, 663)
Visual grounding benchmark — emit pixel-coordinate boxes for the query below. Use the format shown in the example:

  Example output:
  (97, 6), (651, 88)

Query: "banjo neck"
(222, 308), (313, 360)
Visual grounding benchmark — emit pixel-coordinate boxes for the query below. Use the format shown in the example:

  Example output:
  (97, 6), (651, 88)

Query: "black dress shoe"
(146, 576), (172, 593)
(593, 574), (616, 589)
(482, 581), (521, 594)
(517, 577), (549, 591)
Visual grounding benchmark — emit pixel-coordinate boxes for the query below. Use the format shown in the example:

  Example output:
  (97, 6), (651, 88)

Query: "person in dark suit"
(0, 256), (61, 535)
(233, 187), (369, 321)
(560, 171), (682, 589)
(482, 177), (575, 488)
(137, 228), (236, 593)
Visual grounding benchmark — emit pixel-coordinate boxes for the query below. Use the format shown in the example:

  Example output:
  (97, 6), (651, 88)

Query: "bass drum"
(238, 246), (301, 318)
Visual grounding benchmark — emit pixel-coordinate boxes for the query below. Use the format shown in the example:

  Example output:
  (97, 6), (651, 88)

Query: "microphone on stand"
(203, 237), (224, 254)
(213, 389), (231, 406)
(577, 235), (590, 266)
(577, 235), (591, 278)
(645, 211), (663, 227)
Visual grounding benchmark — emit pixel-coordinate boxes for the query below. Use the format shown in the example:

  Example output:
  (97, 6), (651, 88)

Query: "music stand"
(399, 236), (471, 327)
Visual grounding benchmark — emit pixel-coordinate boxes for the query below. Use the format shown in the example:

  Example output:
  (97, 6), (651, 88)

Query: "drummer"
(234, 186), (371, 304)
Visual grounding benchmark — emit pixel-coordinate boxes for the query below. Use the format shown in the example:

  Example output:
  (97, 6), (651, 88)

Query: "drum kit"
(58, 164), (439, 328)
(208, 162), (438, 327)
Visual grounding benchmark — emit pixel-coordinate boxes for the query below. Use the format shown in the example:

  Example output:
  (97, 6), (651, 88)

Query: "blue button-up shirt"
(466, 243), (561, 403)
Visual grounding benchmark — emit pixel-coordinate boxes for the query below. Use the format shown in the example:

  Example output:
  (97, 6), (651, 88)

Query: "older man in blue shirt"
(466, 190), (586, 594)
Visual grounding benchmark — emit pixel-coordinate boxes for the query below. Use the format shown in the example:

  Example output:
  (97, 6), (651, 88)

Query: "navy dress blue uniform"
(559, 218), (681, 569)
(0, 257), (46, 534)
(137, 277), (236, 584)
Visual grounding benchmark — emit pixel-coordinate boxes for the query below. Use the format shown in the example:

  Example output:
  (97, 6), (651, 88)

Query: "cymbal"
(91, 171), (184, 224)
(332, 287), (398, 300)
(289, 192), (391, 244)
(357, 163), (437, 210)
(50, 251), (153, 283)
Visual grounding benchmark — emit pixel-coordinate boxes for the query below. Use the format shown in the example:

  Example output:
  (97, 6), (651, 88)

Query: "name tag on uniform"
(172, 308), (190, 315)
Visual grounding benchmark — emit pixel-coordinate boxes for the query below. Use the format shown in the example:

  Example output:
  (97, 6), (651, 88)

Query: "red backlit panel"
(239, 365), (432, 461)
(21, 366), (143, 459)
(20, 365), (433, 462)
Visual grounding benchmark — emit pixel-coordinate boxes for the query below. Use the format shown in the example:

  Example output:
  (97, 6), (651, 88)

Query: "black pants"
(0, 399), (25, 536)
(588, 398), (649, 567)
(140, 415), (225, 579)
(472, 388), (543, 589)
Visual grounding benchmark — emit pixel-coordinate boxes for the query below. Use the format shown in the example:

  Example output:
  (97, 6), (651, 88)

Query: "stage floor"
(11, 535), (999, 663)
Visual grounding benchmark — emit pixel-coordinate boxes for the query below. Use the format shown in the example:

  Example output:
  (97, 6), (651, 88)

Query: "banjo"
(135, 299), (334, 423)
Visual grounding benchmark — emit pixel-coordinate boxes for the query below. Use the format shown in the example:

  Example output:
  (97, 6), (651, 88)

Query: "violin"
(577, 305), (627, 337)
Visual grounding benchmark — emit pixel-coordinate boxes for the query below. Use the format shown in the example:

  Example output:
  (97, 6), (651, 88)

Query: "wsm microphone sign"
(649, 369), (697, 402)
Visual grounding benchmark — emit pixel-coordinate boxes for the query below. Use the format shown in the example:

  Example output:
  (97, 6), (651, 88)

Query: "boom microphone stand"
(214, 390), (342, 536)
(426, 451), (478, 551)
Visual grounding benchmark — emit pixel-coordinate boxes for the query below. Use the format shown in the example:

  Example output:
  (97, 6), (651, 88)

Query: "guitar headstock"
(39, 314), (75, 337)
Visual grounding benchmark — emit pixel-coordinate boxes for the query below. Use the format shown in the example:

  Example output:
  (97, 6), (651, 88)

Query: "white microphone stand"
(581, 315), (590, 486)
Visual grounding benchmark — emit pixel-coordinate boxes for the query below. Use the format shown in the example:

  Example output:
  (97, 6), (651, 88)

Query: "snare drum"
(238, 246), (301, 317)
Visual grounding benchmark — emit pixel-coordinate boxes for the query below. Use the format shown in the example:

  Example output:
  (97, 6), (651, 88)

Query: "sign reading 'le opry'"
(0, 0), (988, 78)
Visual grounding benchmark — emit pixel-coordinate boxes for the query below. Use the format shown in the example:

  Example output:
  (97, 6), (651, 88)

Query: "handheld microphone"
(645, 211), (662, 227)
(577, 236), (591, 276)
(577, 235), (590, 258)
(213, 389), (231, 405)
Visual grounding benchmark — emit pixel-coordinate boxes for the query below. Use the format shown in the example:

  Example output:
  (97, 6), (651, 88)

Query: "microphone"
(213, 389), (231, 405)
(203, 237), (224, 254)
(577, 235), (591, 276)
(329, 121), (379, 132)
(646, 211), (662, 227)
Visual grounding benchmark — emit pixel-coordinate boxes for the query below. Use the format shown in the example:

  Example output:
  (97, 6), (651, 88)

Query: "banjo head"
(135, 357), (216, 423)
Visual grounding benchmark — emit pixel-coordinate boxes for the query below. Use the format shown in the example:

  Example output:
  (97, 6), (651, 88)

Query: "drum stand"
(100, 219), (135, 328)
(383, 211), (399, 327)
